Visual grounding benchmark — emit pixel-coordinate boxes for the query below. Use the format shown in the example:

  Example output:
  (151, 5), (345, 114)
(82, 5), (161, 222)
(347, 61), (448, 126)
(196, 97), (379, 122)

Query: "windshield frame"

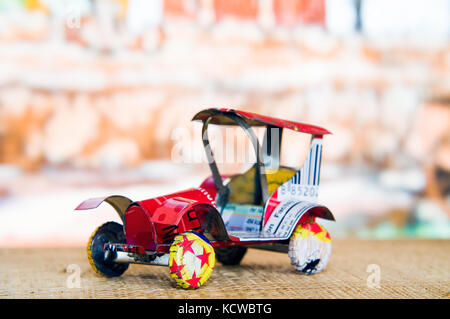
(201, 112), (269, 208)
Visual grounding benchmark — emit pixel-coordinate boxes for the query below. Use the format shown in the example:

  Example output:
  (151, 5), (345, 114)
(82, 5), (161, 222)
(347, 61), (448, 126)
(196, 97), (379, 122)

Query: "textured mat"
(0, 240), (448, 299)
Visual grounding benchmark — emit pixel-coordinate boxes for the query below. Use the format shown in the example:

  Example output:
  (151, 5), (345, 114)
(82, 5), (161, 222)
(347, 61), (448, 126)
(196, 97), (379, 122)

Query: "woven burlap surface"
(0, 240), (448, 299)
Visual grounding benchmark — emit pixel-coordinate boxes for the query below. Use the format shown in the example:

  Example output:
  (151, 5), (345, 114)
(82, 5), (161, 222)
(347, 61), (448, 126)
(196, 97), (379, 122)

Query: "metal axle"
(112, 251), (169, 266)
(104, 247), (169, 266)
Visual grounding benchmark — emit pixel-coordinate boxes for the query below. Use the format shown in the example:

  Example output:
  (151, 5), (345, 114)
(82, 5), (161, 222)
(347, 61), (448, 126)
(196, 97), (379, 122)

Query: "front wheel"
(169, 231), (215, 289)
(87, 221), (129, 278)
(288, 222), (332, 275)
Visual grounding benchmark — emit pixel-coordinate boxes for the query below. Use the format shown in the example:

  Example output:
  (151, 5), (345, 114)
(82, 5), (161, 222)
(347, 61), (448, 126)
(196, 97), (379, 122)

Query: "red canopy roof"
(192, 108), (331, 135)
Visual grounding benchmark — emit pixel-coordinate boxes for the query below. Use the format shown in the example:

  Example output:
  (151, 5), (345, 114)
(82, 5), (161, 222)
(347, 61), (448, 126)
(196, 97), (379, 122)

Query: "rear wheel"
(215, 246), (248, 265)
(169, 231), (215, 289)
(288, 222), (332, 275)
(87, 221), (129, 278)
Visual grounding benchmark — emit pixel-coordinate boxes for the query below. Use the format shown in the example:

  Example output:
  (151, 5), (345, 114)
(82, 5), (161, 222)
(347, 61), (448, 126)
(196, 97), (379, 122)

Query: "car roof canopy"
(192, 108), (331, 135)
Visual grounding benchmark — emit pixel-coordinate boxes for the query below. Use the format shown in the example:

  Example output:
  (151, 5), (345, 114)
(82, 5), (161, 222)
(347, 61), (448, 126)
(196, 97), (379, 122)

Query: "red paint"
(125, 205), (157, 250)
(185, 271), (201, 288)
(104, 243), (146, 255)
(75, 197), (108, 210)
(169, 258), (185, 276)
(199, 176), (221, 199)
(179, 236), (196, 255)
(192, 108), (331, 135)
(197, 246), (212, 268)
(263, 190), (280, 226)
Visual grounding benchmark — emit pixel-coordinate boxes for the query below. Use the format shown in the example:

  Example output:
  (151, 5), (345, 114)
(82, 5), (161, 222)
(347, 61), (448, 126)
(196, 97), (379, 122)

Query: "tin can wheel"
(87, 221), (129, 277)
(288, 222), (332, 275)
(169, 231), (215, 289)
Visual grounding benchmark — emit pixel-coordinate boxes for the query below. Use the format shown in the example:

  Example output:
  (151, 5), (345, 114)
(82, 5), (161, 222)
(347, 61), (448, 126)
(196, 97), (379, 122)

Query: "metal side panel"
(263, 200), (334, 239)
(75, 195), (133, 223)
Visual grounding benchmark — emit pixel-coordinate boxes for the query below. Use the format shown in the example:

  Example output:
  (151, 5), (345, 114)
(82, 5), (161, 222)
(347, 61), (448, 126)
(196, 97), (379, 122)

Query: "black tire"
(215, 246), (248, 265)
(87, 221), (129, 277)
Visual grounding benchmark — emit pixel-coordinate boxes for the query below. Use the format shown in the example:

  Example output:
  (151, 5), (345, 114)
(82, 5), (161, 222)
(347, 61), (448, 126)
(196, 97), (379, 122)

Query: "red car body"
(76, 108), (335, 256)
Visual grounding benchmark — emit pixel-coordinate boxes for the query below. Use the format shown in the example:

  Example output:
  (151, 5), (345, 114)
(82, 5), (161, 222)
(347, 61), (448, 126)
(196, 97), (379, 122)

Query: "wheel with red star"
(289, 222), (332, 275)
(168, 231), (215, 289)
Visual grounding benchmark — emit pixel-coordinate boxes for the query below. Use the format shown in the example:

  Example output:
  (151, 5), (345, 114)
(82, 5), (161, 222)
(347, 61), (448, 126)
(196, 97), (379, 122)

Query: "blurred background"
(0, 0), (449, 247)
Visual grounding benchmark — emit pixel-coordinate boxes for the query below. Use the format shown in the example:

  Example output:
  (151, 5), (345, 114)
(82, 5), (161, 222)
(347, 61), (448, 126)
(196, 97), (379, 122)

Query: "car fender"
(75, 195), (133, 223)
(263, 200), (335, 240)
(191, 203), (231, 241)
(150, 199), (231, 244)
(129, 191), (232, 250)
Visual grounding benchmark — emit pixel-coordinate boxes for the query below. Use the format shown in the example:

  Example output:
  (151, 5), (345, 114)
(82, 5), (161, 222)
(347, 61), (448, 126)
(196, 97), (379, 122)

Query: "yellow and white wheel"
(289, 222), (332, 275)
(169, 231), (215, 289)
(87, 221), (129, 278)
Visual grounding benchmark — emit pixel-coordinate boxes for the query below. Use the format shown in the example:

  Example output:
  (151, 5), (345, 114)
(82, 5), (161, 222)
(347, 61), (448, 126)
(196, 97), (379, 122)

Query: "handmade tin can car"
(76, 108), (335, 289)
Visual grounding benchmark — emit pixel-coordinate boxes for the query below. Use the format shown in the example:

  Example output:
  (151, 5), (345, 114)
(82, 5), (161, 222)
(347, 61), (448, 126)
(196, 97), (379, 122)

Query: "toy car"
(76, 108), (335, 289)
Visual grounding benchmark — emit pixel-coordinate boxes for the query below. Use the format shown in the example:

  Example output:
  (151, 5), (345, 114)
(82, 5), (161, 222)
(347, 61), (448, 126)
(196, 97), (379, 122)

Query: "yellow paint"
(169, 232), (215, 289)
(114, 0), (128, 19)
(291, 223), (332, 243)
(266, 167), (297, 195)
(86, 226), (103, 276)
(24, 0), (48, 13)
(227, 166), (258, 205)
